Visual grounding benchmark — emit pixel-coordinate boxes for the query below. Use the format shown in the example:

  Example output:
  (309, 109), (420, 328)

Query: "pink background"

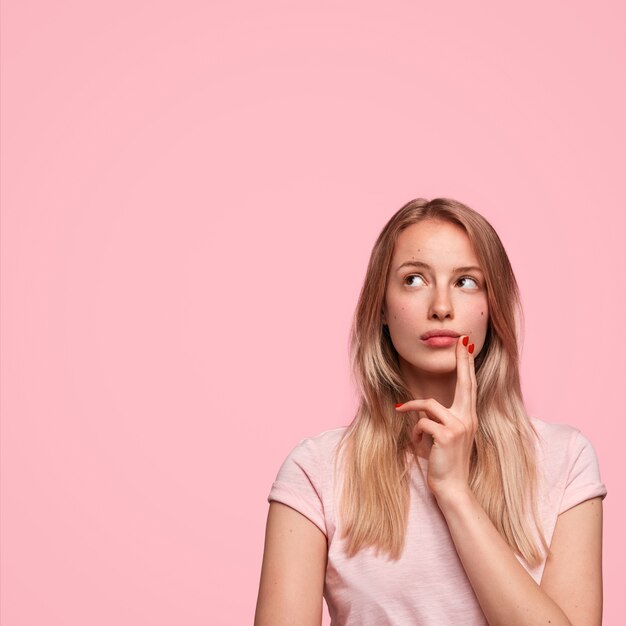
(2, 1), (624, 624)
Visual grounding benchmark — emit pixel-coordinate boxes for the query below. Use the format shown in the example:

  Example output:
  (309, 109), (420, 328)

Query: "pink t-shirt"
(267, 416), (607, 625)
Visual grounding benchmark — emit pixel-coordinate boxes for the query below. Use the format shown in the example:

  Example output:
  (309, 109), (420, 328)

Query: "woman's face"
(382, 219), (489, 377)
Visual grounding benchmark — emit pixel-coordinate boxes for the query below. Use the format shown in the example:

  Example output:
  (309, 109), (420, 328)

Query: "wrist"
(432, 484), (475, 512)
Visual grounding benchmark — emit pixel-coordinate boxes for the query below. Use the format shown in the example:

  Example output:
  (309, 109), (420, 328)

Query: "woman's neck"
(399, 365), (458, 460)
(404, 371), (457, 408)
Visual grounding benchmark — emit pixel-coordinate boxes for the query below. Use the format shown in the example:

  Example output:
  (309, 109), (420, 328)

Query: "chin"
(402, 356), (456, 376)
(421, 364), (456, 375)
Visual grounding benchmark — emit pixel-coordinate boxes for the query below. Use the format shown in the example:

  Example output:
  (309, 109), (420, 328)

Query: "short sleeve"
(559, 430), (607, 514)
(268, 437), (327, 536)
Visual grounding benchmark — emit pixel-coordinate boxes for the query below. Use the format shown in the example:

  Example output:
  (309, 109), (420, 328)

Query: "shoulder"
(268, 426), (348, 536)
(528, 415), (590, 461)
(529, 414), (579, 441)
(302, 425), (348, 449)
(528, 415), (600, 459)
(282, 426), (348, 466)
(272, 426), (348, 480)
(528, 415), (607, 512)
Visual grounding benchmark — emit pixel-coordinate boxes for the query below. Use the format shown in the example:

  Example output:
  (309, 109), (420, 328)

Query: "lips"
(420, 329), (461, 340)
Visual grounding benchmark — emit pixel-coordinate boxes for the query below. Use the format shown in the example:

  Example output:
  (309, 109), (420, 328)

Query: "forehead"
(391, 220), (479, 266)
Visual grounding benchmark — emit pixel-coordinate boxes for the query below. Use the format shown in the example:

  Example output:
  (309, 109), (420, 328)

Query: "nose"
(428, 286), (453, 320)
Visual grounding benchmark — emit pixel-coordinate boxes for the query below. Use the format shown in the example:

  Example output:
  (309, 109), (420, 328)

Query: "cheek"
(473, 303), (489, 332)
(387, 297), (422, 327)
(461, 292), (488, 322)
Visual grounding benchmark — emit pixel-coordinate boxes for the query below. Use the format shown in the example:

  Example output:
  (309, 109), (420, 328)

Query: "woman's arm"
(254, 501), (328, 626)
(397, 337), (603, 625)
(435, 490), (603, 626)
(540, 496), (603, 624)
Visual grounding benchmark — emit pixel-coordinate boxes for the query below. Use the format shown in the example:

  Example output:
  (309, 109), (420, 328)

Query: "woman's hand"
(395, 335), (477, 500)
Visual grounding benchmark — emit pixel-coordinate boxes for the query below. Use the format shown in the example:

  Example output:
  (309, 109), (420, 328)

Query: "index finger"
(451, 334), (472, 415)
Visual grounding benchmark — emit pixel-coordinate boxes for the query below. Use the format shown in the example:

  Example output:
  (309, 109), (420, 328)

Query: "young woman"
(254, 197), (607, 626)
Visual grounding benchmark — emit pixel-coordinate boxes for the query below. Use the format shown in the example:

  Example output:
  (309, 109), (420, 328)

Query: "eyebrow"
(395, 260), (484, 274)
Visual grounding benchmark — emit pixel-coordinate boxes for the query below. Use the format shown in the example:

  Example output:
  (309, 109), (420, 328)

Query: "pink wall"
(2, 2), (624, 624)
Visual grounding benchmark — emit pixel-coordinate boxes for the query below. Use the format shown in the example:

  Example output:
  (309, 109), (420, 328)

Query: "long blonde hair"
(336, 197), (550, 566)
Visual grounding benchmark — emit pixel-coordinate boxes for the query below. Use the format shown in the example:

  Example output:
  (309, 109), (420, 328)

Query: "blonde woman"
(254, 198), (607, 626)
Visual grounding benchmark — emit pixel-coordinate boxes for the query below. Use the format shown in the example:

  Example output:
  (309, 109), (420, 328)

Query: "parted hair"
(335, 197), (550, 566)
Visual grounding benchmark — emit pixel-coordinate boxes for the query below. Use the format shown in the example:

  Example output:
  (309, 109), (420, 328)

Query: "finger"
(468, 345), (477, 389)
(452, 335), (472, 416)
(395, 398), (452, 426)
(467, 342), (478, 429)
(412, 420), (423, 442)
(414, 416), (445, 444)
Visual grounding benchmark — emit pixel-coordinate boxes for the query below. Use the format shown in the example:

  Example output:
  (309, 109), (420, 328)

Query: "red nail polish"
(395, 403), (403, 408)
(468, 343), (475, 354)
(462, 335), (469, 346)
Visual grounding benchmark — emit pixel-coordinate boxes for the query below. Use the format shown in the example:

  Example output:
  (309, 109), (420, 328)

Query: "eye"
(404, 274), (426, 287)
(458, 276), (480, 289)
(404, 274), (481, 289)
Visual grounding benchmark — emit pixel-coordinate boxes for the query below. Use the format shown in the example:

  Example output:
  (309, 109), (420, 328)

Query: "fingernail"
(395, 403), (403, 408)
(468, 343), (475, 354)
(462, 335), (469, 346)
